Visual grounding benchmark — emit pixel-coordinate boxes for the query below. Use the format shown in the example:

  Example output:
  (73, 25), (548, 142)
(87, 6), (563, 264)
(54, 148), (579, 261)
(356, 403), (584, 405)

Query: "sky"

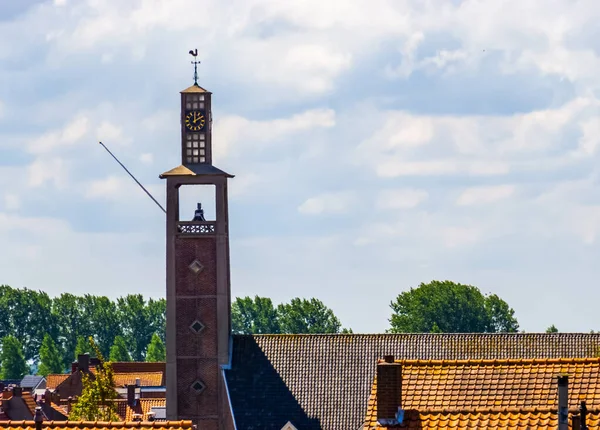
(1, 0), (600, 334)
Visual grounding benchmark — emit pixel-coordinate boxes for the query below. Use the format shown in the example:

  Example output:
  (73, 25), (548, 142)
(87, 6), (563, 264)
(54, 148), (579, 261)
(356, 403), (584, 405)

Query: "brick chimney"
(558, 375), (569, 430)
(77, 354), (90, 373)
(376, 355), (402, 423)
(12, 386), (22, 397)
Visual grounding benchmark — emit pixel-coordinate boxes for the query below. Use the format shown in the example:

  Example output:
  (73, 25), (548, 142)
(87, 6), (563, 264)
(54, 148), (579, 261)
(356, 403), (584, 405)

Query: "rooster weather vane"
(189, 49), (200, 85)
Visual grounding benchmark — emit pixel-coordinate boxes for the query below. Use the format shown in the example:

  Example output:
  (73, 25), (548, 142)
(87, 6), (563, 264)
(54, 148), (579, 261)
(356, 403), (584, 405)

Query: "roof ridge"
(245, 332), (600, 337)
(411, 406), (600, 414)
(385, 357), (600, 366)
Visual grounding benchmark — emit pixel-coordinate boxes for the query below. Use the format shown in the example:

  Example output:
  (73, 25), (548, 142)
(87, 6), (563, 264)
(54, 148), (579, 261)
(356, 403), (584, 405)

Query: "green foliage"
(1, 287), (57, 361)
(389, 280), (519, 333)
(68, 337), (118, 421)
(109, 336), (131, 362)
(232, 296), (346, 334)
(278, 298), (343, 334)
(0, 335), (29, 379)
(232, 296), (281, 334)
(74, 336), (90, 359)
(38, 334), (64, 376)
(546, 325), (559, 333)
(117, 295), (165, 361)
(145, 333), (166, 362)
(0, 285), (167, 368)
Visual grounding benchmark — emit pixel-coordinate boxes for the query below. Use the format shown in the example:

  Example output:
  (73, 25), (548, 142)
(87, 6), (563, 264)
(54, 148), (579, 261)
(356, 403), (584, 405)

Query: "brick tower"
(160, 57), (233, 428)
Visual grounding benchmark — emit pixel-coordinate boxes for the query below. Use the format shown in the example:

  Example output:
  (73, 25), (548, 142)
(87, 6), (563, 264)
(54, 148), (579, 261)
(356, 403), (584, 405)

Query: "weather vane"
(189, 49), (200, 85)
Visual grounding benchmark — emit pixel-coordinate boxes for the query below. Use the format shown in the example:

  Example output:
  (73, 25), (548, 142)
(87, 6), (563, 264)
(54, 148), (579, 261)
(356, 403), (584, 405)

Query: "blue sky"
(1, 0), (600, 333)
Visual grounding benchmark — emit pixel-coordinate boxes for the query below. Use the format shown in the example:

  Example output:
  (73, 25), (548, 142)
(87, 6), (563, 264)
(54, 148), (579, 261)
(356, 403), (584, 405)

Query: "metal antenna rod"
(98, 141), (166, 214)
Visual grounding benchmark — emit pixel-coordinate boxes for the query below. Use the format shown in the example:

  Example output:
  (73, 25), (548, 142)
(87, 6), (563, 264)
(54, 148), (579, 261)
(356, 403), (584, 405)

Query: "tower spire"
(189, 49), (200, 86)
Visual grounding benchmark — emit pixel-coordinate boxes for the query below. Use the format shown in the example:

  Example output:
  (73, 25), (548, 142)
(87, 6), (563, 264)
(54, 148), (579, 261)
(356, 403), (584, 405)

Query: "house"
(365, 355), (600, 429)
(20, 375), (46, 394)
(44, 354), (166, 421)
(224, 333), (600, 429)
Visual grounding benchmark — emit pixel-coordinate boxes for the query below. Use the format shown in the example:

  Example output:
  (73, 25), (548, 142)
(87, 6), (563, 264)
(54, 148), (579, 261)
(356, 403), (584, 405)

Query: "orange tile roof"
(115, 399), (166, 421)
(21, 391), (38, 415)
(112, 373), (163, 387)
(364, 357), (600, 429)
(47, 374), (70, 390)
(365, 408), (600, 430)
(0, 421), (192, 430)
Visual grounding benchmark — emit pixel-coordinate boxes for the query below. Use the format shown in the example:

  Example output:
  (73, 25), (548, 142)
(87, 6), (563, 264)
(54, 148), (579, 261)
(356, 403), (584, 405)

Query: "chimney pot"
(34, 406), (43, 430)
(383, 355), (395, 363)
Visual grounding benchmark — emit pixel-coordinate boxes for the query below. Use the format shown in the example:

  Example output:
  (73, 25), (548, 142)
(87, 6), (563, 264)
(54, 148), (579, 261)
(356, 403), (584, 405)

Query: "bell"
(192, 203), (206, 221)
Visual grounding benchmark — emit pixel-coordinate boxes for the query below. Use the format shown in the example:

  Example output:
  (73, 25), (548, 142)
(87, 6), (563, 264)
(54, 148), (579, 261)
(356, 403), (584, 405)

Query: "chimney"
(67, 396), (73, 414)
(580, 401), (588, 430)
(44, 390), (52, 405)
(13, 386), (22, 397)
(34, 406), (44, 430)
(77, 354), (90, 373)
(127, 385), (135, 407)
(558, 375), (569, 430)
(376, 355), (403, 424)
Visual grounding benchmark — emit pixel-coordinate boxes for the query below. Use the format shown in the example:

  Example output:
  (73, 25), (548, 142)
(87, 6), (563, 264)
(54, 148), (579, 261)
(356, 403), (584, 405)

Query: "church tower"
(160, 53), (233, 428)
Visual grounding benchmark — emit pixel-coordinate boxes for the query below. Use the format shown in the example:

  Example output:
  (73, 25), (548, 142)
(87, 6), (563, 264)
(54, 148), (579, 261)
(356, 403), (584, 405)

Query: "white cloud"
(96, 121), (124, 144)
(456, 185), (516, 206)
(4, 194), (20, 211)
(376, 189), (428, 210)
(298, 191), (354, 215)
(214, 108), (335, 159)
(85, 175), (122, 199)
(140, 153), (154, 165)
(28, 116), (89, 154)
(27, 158), (68, 189)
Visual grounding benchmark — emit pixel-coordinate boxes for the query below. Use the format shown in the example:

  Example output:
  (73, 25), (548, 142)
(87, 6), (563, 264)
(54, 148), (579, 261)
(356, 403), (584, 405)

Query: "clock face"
(185, 111), (205, 131)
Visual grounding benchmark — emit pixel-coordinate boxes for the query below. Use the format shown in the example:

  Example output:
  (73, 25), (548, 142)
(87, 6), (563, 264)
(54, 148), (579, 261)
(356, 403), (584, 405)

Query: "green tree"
(232, 296), (281, 334)
(53, 293), (89, 368)
(38, 334), (64, 376)
(278, 298), (343, 334)
(484, 293), (519, 333)
(389, 280), (519, 333)
(116, 295), (165, 361)
(68, 337), (118, 421)
(546, 325), (559, 333)
(109, 336), (131, 362)
(145, 333), (166, 362)
(80, 295), (121, 358)
(74, 336), (90, 359)
(2, 287), (58, 361)
(0, 335), (29, 379)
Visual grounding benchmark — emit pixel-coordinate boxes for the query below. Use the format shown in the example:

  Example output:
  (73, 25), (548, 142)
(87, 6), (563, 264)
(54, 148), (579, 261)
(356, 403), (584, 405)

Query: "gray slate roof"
(19, 375), (45, 390)
(225, 333), (600, 430)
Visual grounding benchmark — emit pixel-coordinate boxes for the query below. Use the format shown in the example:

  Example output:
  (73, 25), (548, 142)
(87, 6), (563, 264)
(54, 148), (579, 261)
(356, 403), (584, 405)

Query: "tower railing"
(177, 221), (216, 235)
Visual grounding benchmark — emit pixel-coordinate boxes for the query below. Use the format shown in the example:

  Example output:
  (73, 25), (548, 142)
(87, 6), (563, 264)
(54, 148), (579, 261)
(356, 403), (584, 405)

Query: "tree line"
(0, 280), (524, 379)
(0, 285), (166, 379)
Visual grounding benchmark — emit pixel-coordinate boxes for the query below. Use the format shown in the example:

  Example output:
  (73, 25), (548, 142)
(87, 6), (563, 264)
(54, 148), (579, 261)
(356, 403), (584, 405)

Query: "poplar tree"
(0, 336), (29, 379)
(145, 333), (166, 362)
(109, 336), (131, 362)
(38, 334), (64, 376)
